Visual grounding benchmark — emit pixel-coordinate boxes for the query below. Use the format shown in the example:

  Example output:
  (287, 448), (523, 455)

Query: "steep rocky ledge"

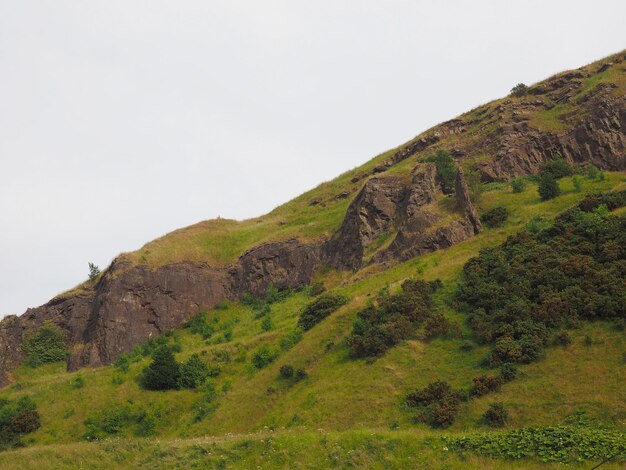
(1, 56), (625, 385)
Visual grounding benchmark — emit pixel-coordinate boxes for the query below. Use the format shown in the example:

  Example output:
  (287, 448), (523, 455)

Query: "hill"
(0, 50), (624, 468)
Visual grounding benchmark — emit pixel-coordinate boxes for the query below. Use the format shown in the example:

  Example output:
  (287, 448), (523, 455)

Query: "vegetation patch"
(21, 323), (68, 368)
(446, 425), (626, 464)
(297, 294), (348, 331)
(456, 190), (626, 366)
(0, 396), (41, 450)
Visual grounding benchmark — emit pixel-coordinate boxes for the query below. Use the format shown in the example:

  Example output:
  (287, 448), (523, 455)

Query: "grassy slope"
(2, 173), (625, 468)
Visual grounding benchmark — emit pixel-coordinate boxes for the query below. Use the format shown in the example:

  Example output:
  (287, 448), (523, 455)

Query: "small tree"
(510, 83), (529, 97)
(538, 174), (560, 201)
(141, 346), (180, 390)
(178, 353), (210, 389)
(88, 262), (101, 280)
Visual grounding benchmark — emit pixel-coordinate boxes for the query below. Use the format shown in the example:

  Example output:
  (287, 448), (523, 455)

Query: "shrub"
(22, 323), (68, 367)
(70, 375), (85, 389)
(88, 262), (101, 280)
(481, 206), (509, 228)
(294, 368), (308, 381)
(423, 313), (460, 340)
(406, 381), (462, 429)
(309, 282), (326, 296)
(553, 331), (572, 346)
(470, 375), (503, 397)
(349, 279), (436, 358)
(499, 363), (517, 382)
(297, 294), (348, 331)
(511, 178), (526, 193)
(426, 150), (457, 194)
(460, 340), (475, 352)
(279, 364), (294, 379)
(84, 403), (157, 440)
(186, 312), (215, 339)
(251, 344), (278, 369)
(178, 354), (210, 389)
(538, 174), (560, 200)
(141, 346), (180, 390)
(114, 355), (130, 373)
(586, 163), (600, 180)
(539, 157), (572, 180)
(572, 175), (583, 192)
(280, 328), (303, 351)
(483, 403), (508, 427)
(510, 83), (528, 97)
(261, 316), (273, 332)
(193, 381), (219, 422)
(0, 396), (41, 449)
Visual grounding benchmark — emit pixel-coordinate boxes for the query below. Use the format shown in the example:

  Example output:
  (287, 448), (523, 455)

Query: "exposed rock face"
(328, 164), (482, 269)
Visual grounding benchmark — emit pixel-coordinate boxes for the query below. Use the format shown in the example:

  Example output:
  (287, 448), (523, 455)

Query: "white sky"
(1, 1), (625, 318)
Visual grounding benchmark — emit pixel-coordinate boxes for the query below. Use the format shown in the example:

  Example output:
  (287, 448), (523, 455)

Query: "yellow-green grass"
(3, 173), (624, 462)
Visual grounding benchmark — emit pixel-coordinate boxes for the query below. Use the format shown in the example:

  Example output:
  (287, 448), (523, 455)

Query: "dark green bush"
(113, 355), (130, 373)
(0, 396), (41, 449)
(294, 368), (308, 381)
(70, 375), (85, 389)
(510, 83), (528, 97)
(141, 346), (180, 391)
(426, 150), (457, 194)
(470, 375), (503, 397)
(348, 280), (436, 358)
(483, 403), (508, 427)
(511, 178), (526, 193)
(539, 157), (572, 180)
(186, 312), (215, 339)
(22, 323), (68, 367)
(481, 206), (509, 228)
(500, 363), (518, 382)
(538, 173), (560, 200)
(406, 381), (462, 429)
(251, 344), (277, 369)
(178, 353), (209, 389)
(297, 294), (348, 331)
(279, 328), (303, 351)
(279, 364), (294, 379)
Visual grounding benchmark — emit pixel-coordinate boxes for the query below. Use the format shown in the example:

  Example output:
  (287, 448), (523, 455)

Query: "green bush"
(470, 375), (503, 397)
(499, 363), (518, 382)
(572, 175), (583, 192)
(0, 396), (41, 449)
(178, 354), (210, 389)
(279, 364), (294, 379)
(405, 381), (463, 429)
(22, 323), (68, 367)
(481, 206), (509, 228)
(280, 328), (303, 351)
(84, 403), (158, 440)
(185, 312), (215, 339)
(261, 316), (273, 332)
(348, 280), (436, 358)
(511, 178), (526, 193)
(482, 403), (508, 427)
(70, 375), (85, 389)
(251, 344), (278, 369)
(539, 157), (572, 180)
(426, 150), (457, 194)
(141, 346), (180, 391)
(538, 174), (560, 200)
(297, 294), (348, 331)
(193, 381), (219, 422)
(510, 83), (529, 97)
(113, 355), (130, 373)
(294, 368), (308, 381)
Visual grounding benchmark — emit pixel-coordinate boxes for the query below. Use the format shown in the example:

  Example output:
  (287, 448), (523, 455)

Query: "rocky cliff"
(1, 53), (625, 385)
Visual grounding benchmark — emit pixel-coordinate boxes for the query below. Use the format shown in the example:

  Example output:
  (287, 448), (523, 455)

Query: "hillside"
(0, 50), (625, 468)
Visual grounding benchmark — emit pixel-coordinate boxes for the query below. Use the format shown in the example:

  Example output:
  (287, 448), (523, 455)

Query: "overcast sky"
(1, 1), (624, 318)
